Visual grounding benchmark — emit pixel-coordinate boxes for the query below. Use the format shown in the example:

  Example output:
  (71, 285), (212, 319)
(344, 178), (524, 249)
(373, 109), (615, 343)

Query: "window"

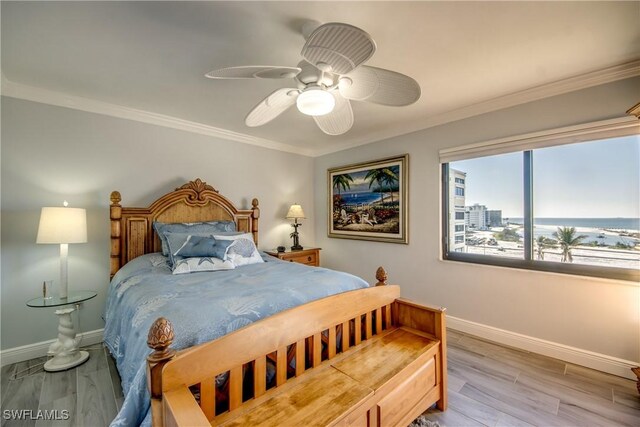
(455, 177), (465, 184)
(532, 137), (639, 271)
(447, 152), (523, 259)
(455, 187), (465, 196)
(441, 120), (639, 282)
(455, 235), (465, 243)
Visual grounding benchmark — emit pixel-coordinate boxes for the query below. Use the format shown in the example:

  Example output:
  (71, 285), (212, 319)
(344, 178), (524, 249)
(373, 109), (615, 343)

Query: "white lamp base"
(45, 307), (89, 372)
(44, 350), (89, 372)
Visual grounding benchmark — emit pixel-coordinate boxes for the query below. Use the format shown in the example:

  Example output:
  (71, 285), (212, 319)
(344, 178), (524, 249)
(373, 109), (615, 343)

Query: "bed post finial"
(110, 191), (121, 205)
(147, 317), (176, 400)
(375, 266), (388, 286)
(110, 191), (122, 279)
(251, 198), (260, 246)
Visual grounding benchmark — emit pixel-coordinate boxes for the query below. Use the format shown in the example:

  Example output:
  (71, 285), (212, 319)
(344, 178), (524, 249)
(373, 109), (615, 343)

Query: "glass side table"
(26, 290), (97, 372)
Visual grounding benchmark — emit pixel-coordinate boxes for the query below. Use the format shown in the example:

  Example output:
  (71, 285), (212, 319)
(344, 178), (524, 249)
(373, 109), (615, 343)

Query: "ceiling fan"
(205, 22), (421, 136)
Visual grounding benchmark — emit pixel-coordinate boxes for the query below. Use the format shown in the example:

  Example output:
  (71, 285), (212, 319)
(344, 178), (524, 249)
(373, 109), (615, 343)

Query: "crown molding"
(2, 59), (638, 158)
(0, 77), (314, 157)
(312, 59), (640, 157)
(627, 101), (640, 118)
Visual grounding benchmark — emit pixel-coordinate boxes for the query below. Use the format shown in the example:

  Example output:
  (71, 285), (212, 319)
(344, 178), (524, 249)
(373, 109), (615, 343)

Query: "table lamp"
(36, 202), (87, 299)
(286, 204), (305, 251)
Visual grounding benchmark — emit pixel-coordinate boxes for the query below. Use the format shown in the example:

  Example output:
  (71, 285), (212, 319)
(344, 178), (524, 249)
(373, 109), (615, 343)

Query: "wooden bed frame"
(145, 273), (447, 427)
(109, 178), (259, 278)
(109, 179), (447, 426)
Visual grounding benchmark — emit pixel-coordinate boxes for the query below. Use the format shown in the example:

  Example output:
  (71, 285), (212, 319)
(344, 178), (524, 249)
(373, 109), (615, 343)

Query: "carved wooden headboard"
(109, 179), (260, 278)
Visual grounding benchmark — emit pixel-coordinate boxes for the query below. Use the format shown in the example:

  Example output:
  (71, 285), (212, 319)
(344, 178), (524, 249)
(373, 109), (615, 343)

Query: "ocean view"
(340, 191), (386, 205)
(464, 217), (640, 269)
(507, 217), (640, 231)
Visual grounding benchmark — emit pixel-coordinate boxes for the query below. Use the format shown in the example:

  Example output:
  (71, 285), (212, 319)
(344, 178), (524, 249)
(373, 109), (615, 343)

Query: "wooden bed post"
(375, 266), (388, 286)
(251, 198), (260, 246)
(110, 191), (122, 279)
(147, 317), (177, 427)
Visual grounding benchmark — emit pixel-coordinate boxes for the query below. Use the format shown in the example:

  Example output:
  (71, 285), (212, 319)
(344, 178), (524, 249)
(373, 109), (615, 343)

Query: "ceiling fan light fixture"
(296, 86), (335, 116)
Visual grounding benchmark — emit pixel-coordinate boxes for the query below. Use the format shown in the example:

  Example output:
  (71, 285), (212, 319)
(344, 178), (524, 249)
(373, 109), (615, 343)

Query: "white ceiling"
(2, 1), (639, 155)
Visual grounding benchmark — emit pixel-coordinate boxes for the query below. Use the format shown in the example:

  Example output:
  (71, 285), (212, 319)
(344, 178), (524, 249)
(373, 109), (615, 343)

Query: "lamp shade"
(286, 204), (306, 220)
(36, 207), (87, 244)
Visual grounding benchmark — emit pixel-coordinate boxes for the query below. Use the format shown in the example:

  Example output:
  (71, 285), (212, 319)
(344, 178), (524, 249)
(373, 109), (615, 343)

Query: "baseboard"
(0, 329), (104, 367)
(447, 316), (639, 380)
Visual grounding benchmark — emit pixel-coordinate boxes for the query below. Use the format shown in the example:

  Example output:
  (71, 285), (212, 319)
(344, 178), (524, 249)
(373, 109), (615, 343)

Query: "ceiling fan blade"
(206, 66), (301, 79)
(245, 88), (299, 127)
(339, 66), (421, 106)
(313, 93), (353, 136)
(301, 23), (376, 75)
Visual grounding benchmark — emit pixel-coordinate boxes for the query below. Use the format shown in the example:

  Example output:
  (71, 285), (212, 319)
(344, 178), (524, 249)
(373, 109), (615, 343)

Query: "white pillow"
(171, 257), (235, 275)
(214, 233), (264, 267)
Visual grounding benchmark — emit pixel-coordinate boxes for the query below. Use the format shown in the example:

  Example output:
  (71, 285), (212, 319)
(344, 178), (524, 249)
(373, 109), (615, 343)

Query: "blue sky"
(335, 166), (400, 193)
(451, 135), (640, 218)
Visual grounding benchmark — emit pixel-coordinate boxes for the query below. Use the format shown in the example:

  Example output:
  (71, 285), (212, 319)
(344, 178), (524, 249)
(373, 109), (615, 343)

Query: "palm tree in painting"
(552, 226), (587, 262)
(365, 168), (398, 203)
(535, 235), (557, 260)
(333, 174), (354, 196)
(380, 167), (399, 203)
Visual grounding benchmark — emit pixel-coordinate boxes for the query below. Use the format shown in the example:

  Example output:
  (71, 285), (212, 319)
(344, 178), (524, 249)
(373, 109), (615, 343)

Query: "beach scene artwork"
(328, 155), (408, 243)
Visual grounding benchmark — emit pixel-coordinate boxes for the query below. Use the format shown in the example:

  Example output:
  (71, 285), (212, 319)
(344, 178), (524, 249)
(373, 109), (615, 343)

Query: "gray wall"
(314, 77), (640, 363)
(1, 97), (315, 350)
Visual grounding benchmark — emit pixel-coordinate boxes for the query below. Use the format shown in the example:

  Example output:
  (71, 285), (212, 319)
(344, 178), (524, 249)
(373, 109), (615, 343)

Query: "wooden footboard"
(147, 268), (447, 427)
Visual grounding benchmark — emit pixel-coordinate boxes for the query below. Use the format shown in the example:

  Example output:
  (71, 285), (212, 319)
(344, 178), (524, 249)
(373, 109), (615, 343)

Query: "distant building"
(488, 210), (503, 227)
(449, 169), (466, 252)
(465, 204), (488, 230)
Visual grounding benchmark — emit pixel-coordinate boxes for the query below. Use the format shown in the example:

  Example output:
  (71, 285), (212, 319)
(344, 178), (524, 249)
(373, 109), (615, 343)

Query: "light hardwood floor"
(0, 346), (122, 427)
(1, 332), (638, 426)
(422, 330), (640, 427)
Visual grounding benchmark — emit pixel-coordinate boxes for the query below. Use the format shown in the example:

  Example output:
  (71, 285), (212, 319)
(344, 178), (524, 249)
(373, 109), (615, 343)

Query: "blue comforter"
(103, 253), (369, 426)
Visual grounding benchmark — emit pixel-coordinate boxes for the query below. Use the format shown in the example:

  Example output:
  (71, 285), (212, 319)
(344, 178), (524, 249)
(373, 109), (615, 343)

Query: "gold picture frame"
(328, 154), (408, 244)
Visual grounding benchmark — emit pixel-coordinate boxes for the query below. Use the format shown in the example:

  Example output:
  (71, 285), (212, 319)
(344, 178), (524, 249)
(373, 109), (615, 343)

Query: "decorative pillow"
(164, 232), (218, 267)
(164, 233), (216, 258)
(171, 257), (235, 275)
(214, 233), (263, 267)
(153, 221), (236, 255)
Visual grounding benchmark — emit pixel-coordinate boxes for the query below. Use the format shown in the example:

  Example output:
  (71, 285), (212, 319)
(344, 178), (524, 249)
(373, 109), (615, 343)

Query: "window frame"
(441, 119), (640, 283)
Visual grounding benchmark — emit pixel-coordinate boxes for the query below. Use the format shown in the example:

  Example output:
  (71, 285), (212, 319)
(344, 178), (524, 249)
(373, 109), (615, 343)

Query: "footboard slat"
(385, 304), (392, 328)
(200, 377), (215, 420)
(328, 327), (337, 359)
(295, 340), (305, 377)
(341, 321), (350, 351)
(229, 366), (242, 411)
(365, 312), (373, 339)
(354, 317), (362, 345)
(376, 307), (383, 333)
(276, 347), (287, 386)
(312, 333), (321, 367)
(254, 357), (266, 397)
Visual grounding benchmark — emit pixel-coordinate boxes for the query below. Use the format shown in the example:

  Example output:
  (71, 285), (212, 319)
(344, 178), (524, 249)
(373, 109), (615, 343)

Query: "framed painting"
(328, 154), (408, 244)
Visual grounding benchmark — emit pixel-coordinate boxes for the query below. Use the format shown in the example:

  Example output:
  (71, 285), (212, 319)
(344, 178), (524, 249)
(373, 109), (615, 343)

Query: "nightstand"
(265, 248), (321, 267)
(26, 290), (97, 372)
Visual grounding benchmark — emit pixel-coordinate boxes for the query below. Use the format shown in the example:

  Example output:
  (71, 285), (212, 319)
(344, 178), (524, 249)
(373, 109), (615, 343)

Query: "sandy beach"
(372, 191), (399, 205)
(464, 225), (640, 270)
